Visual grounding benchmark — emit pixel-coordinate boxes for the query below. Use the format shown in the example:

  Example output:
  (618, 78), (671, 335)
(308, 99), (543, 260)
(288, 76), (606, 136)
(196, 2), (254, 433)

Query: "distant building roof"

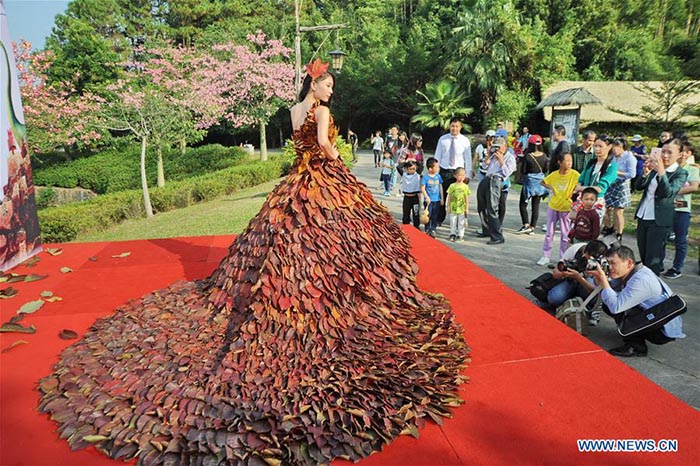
(541, 81), (700, 123)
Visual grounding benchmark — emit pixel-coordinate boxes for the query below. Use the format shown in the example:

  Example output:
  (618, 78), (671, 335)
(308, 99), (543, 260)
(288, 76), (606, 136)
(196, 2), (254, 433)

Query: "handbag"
(617, 294), (687, 337)
(419, 209), (429, 225)
(527, 272), (558, 303)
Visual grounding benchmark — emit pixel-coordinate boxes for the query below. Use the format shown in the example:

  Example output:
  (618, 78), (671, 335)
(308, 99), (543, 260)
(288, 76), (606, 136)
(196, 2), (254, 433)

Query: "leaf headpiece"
(305, 58), (330, 79)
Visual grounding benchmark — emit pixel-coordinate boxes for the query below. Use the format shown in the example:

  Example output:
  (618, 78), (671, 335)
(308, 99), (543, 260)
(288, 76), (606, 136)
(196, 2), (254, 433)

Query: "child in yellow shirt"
(537, 153), (579, 266)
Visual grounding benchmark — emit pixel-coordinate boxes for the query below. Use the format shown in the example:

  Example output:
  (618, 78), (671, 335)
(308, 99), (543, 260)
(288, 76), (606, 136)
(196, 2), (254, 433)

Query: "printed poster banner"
(551, 108), (580, 148)
(1, 0), (42, 271)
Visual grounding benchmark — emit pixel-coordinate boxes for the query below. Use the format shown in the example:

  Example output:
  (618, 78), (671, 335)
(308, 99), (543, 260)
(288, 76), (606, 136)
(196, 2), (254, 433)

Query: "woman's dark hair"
(298, 71), (335, 106)
(524, 143), (544, 155)
(585, 134), (615, 178)
(664, 138), (684, 152)
(596, 133), (611, 144)
(407, 132), (422, 151)
(397, 131), (408, 150)
(612, 138), (627, 150)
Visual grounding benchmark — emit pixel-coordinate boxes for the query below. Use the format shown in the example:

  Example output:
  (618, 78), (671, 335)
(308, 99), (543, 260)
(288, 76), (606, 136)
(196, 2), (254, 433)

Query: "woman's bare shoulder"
(290, 103), (306, 130)
(314, 105), (329, 119)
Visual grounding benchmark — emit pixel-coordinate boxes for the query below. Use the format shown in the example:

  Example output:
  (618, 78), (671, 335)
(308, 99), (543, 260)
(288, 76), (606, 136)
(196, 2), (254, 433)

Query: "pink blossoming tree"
(13, 40), (106, 160)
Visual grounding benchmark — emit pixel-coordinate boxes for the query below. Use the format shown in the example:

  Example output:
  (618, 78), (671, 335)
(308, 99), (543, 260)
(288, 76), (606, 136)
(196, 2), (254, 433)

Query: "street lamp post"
(294, 0), (346, 96)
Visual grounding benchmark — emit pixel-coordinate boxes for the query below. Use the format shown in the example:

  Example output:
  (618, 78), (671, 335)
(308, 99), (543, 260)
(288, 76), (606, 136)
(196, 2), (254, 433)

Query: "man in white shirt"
(476, 137), (516, 244)
(434, 117), (472, 223)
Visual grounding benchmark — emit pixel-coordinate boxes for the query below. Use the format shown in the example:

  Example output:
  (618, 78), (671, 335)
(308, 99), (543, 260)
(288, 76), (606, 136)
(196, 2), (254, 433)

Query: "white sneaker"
(536, 257), (550, 266)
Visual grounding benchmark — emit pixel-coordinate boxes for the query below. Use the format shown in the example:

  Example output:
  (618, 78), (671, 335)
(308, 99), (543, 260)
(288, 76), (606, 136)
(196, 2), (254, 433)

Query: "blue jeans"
(672, 211), (691, 271)
(380, 173), (391, 192)
(547, 277), (593, 308)
(426, 201), (441, 232)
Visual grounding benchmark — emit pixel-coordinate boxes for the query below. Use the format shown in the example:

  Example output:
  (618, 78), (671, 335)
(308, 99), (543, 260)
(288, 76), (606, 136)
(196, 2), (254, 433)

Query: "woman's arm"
(656, 170), (688, 199)
(315, 106), (339, 159)
(595, 159), (618, 193)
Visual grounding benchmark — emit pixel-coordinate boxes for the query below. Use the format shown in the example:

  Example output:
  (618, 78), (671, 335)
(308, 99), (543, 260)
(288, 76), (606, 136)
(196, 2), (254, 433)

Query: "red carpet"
(1, 228), (698, 466)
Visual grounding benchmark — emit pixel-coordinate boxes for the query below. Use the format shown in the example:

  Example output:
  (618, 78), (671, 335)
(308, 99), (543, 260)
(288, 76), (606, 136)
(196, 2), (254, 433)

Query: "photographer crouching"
(587, 245), (686, 357)
(532, 240), (608, 324)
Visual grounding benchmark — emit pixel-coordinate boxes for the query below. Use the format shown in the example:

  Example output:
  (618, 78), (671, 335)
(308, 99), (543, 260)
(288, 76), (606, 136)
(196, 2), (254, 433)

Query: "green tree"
(488, 88), (534, 129)
(45, 0), (126, 92)
(451, 0), (530, 125)
(412, 80), (473, 131)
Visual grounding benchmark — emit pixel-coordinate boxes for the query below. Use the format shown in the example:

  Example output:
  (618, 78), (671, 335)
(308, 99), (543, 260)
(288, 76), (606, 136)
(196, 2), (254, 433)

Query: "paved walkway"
(351, 150), (699, 408)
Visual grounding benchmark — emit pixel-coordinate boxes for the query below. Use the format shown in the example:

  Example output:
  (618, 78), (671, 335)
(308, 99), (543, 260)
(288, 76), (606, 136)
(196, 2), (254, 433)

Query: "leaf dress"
(37, 103), (470, 466)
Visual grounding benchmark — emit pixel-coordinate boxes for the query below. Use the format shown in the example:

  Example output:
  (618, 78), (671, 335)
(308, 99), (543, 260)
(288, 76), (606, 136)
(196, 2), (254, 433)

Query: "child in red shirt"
(569, 187), (601, 243)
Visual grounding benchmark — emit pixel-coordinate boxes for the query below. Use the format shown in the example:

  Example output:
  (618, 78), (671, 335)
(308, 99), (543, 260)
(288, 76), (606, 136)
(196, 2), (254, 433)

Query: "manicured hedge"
(39, 156), (287, 243)
(33, 144), (248, 194)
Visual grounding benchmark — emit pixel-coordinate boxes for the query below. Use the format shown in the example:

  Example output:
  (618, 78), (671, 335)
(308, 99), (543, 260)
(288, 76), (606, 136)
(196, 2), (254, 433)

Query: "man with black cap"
(476, 137), (516, 245)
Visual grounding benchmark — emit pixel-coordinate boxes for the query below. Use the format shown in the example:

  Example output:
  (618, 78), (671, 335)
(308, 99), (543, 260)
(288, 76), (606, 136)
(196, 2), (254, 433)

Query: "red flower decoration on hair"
(305, 58), (330, 79)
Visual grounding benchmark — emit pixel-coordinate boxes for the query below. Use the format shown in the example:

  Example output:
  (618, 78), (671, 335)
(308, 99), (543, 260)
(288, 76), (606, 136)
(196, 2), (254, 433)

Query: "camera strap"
(581, 284), (603, 309)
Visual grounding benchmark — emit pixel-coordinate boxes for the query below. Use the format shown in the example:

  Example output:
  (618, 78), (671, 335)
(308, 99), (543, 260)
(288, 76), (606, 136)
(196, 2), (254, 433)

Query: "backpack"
(527, 272), (559, 303)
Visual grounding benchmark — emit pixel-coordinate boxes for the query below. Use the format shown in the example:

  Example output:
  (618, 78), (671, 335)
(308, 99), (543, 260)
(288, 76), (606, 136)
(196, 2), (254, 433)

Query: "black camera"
(557, 256), (609, 275)
(586, 257), (610, 275)
(556, 259), (579, 272)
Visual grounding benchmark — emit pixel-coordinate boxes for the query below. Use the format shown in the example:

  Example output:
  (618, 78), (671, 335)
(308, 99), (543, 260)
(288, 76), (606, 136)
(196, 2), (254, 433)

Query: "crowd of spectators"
(367, 122), (697, 358)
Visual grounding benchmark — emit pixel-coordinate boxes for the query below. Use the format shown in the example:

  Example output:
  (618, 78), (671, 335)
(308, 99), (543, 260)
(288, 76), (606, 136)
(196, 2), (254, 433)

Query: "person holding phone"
(634, 139), (688, 275)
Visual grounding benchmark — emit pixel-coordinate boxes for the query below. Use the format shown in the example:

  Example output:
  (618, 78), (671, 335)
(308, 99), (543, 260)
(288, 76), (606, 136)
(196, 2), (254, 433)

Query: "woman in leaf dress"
(37, 59), (470, 466)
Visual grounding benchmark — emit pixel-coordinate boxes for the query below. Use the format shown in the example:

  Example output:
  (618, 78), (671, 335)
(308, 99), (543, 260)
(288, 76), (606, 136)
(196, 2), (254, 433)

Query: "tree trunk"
(480, 92), (494, 129)
(140, 135), (154, 218)
(656, 0), (669, 41)
(156, 144), (165, 188)
(62, 145), (73, 162)
(259, 120), (268, 161)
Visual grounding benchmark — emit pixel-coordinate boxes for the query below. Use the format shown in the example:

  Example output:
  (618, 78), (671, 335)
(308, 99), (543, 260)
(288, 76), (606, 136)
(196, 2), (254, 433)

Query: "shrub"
(38, 156), (287, 243)
(32, 144), (248, 194)
(35, 187), (57, 209)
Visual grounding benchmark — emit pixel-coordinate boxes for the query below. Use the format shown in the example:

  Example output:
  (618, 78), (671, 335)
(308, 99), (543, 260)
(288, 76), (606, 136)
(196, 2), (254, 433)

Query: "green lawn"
(76, 178), (281, 242)
(77, 175), (698, 258)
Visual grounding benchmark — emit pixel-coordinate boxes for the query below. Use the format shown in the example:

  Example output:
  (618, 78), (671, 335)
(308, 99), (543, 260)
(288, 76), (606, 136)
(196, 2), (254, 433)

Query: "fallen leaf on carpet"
(46, 248), (63, 256)
(17, 300), (45, 315)
(22, 256), (41, 267)
(40, 291), (54, 298)
(60, 267), (73, 273)
(44, 296), (63, 302)
(111, 252), (131, 258)
(0, 287), (18, 299)
(58, 329), (78, 340)
(0, 323), (36, 334)
(1, 340), (29, 353)
(24, 274), (48, 282)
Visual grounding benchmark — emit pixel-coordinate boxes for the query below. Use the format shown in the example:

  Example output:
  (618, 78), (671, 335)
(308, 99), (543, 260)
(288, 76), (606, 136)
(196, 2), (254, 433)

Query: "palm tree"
(451, 0), (523, 123)
(411, 79), (473, 131)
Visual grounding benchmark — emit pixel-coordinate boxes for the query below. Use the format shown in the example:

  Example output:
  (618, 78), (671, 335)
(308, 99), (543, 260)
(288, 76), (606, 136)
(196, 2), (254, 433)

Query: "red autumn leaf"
(58, 329), (79, 340)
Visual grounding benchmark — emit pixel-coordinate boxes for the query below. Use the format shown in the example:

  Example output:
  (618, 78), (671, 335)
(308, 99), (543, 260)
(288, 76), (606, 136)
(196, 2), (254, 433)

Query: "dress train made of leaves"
(37, 104), (470, 466)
